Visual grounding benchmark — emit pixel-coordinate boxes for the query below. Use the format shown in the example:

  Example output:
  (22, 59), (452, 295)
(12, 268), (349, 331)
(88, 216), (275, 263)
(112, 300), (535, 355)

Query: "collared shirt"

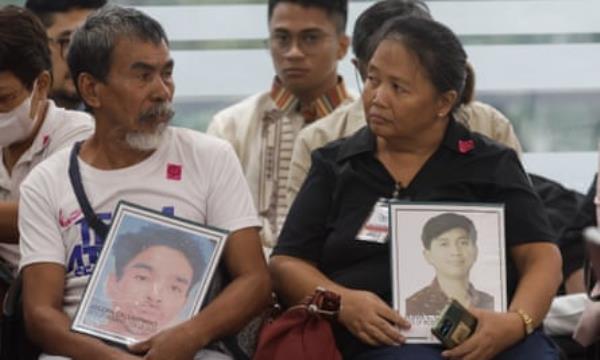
(207, 77), (353, 247)
(286, 99), (523, 206)
(405, 278), (494, 317)
(0, 100), (93, 269)
(273, 118), (555, 357)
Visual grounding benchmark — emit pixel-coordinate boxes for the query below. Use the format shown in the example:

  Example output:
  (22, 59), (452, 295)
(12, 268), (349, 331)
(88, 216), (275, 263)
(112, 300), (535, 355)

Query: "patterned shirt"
(207, 77), (352, 246)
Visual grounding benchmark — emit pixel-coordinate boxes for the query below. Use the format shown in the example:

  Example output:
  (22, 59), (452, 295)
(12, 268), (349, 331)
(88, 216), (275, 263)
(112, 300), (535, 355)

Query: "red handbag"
(253, 287), (342, 360)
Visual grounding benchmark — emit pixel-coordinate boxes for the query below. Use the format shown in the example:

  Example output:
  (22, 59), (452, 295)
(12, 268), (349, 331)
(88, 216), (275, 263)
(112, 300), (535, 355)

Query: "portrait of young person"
(86, 227), (208, 342)
(405, 213), (494, 317)
(271, 15), (562, 360)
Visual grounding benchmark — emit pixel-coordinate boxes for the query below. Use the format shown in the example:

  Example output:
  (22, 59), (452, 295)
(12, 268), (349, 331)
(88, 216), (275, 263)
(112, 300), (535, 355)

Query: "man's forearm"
(184, 270), (271, 351)
(26, 305), (125, 360)
(0, 201), (18, 244)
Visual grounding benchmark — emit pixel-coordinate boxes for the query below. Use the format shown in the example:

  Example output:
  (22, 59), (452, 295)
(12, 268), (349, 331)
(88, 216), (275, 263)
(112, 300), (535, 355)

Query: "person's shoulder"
(22, 146), (71, 189)
(457, 101), (511, 126)
(297, 99), (362, 150)
(406, 285), (435, 303)
(48, 103), (95, 130)
(212, 92), (271, 123)
(44, 103), (94, 152)
(473, 288), (495, 309)
(457, 120), (517, 162)
(475, 288), (495, 302)
(169, 127), (233, 154)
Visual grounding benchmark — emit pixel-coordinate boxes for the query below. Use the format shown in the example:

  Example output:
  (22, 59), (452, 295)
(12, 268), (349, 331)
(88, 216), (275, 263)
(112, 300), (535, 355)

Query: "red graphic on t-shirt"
(458, 139), (475, 154)
(59, 209), (82, 228)
(167, 163), (182, 181)
(42, 135), (50, 146)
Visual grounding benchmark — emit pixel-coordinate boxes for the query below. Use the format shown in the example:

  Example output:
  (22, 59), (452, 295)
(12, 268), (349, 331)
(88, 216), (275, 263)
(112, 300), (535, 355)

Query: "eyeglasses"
(268, 31), (332, 55)
(49, 36), (72, 60)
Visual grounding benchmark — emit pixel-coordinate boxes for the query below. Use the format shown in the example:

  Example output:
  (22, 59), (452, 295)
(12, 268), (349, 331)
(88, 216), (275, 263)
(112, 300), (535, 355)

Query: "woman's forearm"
(509, 242), (563, 328)
(270, 255), (352, 306)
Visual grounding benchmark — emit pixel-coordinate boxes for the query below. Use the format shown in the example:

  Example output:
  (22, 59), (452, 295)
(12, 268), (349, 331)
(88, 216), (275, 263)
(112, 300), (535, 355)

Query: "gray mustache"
(139, 103), (175, 123)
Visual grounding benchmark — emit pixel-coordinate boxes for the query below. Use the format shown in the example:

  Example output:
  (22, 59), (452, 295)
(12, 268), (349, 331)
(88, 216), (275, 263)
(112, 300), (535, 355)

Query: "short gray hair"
(67, 5), (168, 96)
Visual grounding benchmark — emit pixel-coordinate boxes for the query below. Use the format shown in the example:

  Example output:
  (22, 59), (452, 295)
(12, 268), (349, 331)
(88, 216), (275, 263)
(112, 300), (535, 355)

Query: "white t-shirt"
(19, 127), (261, 322)
(0, 101), (93, 268)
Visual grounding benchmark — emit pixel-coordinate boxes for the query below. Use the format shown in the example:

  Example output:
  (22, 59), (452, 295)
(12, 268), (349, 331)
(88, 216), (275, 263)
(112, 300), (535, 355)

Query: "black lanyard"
(68, 141), (109, 239)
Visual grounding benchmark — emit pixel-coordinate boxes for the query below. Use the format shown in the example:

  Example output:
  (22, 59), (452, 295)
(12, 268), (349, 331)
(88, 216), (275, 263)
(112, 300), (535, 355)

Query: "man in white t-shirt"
(0, 5), (93, 306)
(19, 6), (270, 360)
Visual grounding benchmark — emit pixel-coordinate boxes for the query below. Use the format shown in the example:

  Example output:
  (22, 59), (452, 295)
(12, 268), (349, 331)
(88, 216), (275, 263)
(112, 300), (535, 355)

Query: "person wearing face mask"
(0, 5), (94, 306)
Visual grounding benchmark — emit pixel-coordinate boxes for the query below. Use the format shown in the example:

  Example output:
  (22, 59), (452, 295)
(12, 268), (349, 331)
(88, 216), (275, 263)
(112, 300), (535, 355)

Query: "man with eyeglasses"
(26, 0), (107, 110)
(208, 0), (353, 248)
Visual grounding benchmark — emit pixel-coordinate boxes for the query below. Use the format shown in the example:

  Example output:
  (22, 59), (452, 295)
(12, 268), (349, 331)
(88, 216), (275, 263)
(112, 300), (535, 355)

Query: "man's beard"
(125, 102), (175, 151)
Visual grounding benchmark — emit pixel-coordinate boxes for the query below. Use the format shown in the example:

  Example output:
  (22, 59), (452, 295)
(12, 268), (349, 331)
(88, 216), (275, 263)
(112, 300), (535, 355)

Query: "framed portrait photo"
(71, 201), (228, 346)
(390, 202), (507, 343)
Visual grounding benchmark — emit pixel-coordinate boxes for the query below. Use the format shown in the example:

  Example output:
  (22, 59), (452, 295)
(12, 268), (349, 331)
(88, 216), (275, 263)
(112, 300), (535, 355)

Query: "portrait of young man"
(19, 6), (270, 360)
(406, 213), (494, 317)
(207, 0), (352, 247)
(25, 0), (107, 110)
(92, 227), (207, 341)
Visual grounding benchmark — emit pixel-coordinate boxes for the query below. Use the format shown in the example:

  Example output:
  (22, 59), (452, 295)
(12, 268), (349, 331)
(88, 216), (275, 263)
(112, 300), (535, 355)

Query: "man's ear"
(423, 249), (434, 266)
(29, 70), (51, 119)
(78, 73), (102, 110)
(336, 34), (350, 60)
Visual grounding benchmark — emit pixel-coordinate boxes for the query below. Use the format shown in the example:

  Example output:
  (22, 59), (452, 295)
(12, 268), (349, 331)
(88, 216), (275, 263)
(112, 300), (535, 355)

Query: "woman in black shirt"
(271, 16), (561, 360)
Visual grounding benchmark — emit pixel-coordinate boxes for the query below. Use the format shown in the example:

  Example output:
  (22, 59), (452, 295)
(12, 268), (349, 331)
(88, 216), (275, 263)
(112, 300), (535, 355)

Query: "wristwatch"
(514, 309), (534, 335)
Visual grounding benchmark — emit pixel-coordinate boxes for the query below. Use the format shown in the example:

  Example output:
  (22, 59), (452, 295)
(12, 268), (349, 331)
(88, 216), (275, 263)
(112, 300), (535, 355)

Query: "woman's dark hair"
(370, 16), (468, 111)
(0, 5), (51, 90)
(421, 213), (477, 250)
(268, 0), (348, 33)
(352, 0), (431, 63)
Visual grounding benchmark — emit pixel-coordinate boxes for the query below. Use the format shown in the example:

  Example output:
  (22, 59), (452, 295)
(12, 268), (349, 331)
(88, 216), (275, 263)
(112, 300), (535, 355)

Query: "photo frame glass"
(390, 202), (507, 343)
(71, 201), (227, 345)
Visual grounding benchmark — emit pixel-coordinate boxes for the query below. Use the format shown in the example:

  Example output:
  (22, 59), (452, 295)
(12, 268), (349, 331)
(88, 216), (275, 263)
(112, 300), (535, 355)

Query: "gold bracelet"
(513, 309), (534, 336)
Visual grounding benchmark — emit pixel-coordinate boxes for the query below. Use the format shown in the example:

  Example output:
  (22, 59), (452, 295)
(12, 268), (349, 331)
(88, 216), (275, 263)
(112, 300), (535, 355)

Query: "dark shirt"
(405, 278), (494, 317)
(273, 119), (556, 358)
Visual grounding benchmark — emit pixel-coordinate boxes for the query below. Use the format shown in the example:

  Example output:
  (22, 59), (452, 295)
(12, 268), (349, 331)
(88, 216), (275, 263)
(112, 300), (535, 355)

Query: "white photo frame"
(71, 201), (227, 346)
(390, 202), (507, 343)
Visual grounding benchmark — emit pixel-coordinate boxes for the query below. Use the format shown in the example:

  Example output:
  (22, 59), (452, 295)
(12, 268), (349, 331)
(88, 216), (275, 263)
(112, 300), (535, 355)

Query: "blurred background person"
(25, 0), (107, 110)
(208, 0), (353, 248)
(0, 4), (93, 309)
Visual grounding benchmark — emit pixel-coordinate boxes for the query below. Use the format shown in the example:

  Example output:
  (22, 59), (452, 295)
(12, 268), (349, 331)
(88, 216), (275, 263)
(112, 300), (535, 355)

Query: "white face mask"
(0, 91), (36, 147)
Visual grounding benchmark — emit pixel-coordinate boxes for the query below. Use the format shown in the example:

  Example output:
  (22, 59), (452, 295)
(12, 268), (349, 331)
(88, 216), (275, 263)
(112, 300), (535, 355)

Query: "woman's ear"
(435, 90), (458, 119)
